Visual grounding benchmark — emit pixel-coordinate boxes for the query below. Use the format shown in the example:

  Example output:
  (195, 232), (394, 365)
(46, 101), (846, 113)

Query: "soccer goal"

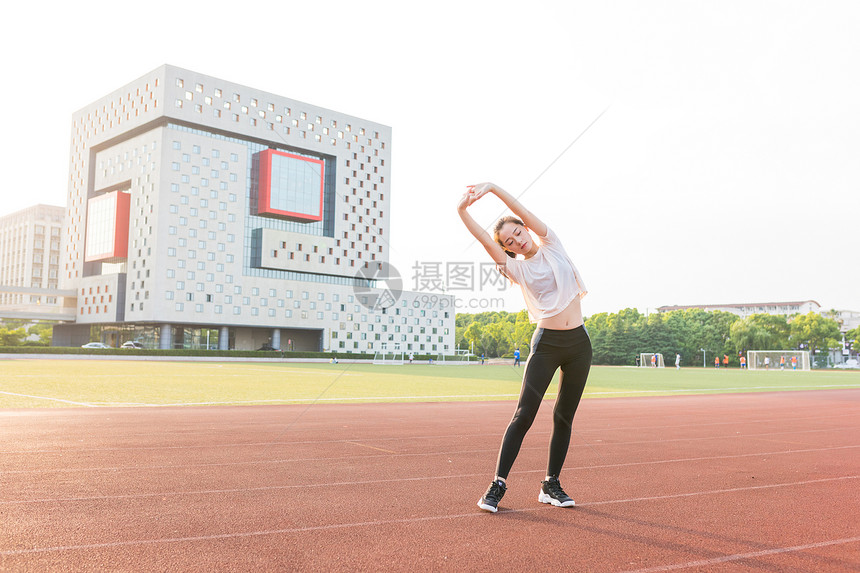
(747, 350), (810, 371)
(373, 343), (405, 365)
(428, 352), (469, 365)
(639, 353), (665, 368)
(426, 349), (469, 366)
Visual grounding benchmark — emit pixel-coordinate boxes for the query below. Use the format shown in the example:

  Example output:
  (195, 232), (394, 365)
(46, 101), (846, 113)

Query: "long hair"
(493, 216), (524, 259)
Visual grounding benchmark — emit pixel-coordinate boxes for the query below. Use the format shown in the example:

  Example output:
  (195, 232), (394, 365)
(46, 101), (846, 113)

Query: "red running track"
(1, 390), (859, 572)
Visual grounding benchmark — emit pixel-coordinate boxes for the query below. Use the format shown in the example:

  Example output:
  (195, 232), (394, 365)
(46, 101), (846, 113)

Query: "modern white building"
(0, 205), (71, 316)
(54, 64), (454, 352)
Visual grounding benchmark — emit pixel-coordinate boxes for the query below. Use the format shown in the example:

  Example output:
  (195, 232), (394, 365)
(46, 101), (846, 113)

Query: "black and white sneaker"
(477, 479), (506, 513)
(538, 476), (575, 507)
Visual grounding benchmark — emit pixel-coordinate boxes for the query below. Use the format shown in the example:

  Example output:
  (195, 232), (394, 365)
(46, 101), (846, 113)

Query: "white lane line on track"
(0, 445), (860, 480)
(3, 452), (857, 505)
(3, 409), (854, 456)
(1, 476), (857, 555)
(619, 536), (860, 573)
(579, 475), (860, 507)
(18, 385), (859, 407)
(344, 440), (399, 453)
(0, 391), (95, 407)
(133, 394), (522, 406)
(3, 410), (857, 456)
(588, 384), (860, 395)
(2, 443), (858, 478)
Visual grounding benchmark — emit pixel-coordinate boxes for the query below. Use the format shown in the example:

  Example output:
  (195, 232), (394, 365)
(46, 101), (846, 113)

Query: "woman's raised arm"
(457, 189), (509, 265)
(469, 182), (547, 237)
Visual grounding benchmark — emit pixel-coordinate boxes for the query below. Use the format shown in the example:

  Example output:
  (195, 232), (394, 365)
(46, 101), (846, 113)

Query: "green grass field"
(2, 359), (859, 408)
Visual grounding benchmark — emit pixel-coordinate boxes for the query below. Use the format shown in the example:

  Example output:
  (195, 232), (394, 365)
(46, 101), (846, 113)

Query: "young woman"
(457, 182), (592, 513)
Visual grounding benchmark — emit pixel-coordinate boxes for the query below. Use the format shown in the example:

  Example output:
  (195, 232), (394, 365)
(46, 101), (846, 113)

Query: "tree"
(701, 311), (737, 360)
(454, 311), (534, 357)
(846, 326), (860, 353)
(463, 322), (483, 355)
(585, 312), (613, 364)
(790, 312), (842, 354)
(584, 307), (739, 366)
(512, 310), (535, 357)
(608, 308), (645, 365)
(483, 321), (511, 357)
(27, 323), (53, 346)
(641, 313), (671, 358)
(672, 309), (706, 366)
(455, 307), (830, 367)
(584, 308), (646, 366)
(729, 314), (790, 352)
(0, 327), (27, 346)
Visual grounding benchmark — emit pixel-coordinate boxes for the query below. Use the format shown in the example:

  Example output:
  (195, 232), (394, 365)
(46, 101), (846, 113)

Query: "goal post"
(639, 353), (665, 368)
(747, 350), (810, 371)
(372, 343), (405, 365)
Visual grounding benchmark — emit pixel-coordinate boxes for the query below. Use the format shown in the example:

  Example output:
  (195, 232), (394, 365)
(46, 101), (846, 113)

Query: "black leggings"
(495, 325), (592, 480)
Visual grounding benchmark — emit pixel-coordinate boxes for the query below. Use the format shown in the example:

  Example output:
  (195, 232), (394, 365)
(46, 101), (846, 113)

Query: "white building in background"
(831, 310), (860, 333)
(657, 300), (822, 319)
(55, 64), (454, 352)
(0, 205), (65, 308)
(657, 300), (860, 356)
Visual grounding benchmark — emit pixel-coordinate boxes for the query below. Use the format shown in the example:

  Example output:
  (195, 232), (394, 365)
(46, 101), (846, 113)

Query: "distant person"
(722, 354), (729, 369)
(514, 347), (521, 367)
(715, 356), (720, 369)
(740, 355), (746, 369)
(780, 355), (786, 370)
(791, 355), (798, 370)
(764, 356), (770, 370)
(458, 182), (591, 513)
(651, 354), (657, 368)
(675, 353), (681, 370)
(409, 353), (414, 364)
(481, 353), (485, 365)
(635, 355), (640, 367)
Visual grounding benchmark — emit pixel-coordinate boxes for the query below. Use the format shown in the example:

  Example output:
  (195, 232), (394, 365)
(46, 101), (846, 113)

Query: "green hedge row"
(0, 346), (368, 359)
(0, 347), (474, 361)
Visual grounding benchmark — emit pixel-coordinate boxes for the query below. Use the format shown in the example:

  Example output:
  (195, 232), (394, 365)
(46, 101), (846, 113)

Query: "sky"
(2, 0), (858, 316)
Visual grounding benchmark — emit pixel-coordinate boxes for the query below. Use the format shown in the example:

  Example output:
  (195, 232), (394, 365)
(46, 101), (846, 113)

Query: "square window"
(253, 149), (324, 221)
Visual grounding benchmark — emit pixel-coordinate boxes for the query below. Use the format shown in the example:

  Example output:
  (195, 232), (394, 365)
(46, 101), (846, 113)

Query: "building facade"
(657, 300), (822, 319)
(0, 205), (66, 310)
(55, 65), (454, 352)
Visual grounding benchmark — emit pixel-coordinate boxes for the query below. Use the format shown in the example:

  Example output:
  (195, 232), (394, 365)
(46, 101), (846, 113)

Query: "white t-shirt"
(499, 227), (587, 323)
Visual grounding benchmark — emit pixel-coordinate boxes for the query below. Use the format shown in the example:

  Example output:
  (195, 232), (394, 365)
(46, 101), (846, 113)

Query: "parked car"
(121, 341), (144, 349)
(81, 342), (111, 349)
